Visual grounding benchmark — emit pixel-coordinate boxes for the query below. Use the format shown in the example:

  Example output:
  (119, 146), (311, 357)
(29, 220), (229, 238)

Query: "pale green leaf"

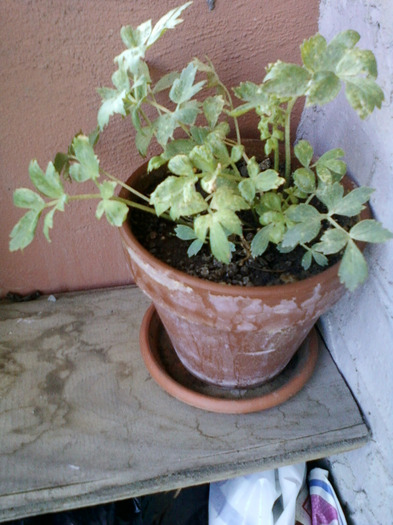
(135, 126), (154, 156)
(294, 140), (314, 168)
(251, 224), (273, 257)
(268, 222), (286, 244)
(338, 239), (368, 291)
(96, 200), (128, 226)
(112, 64), (132, 91)
(187, 238), (204, 257)
(146, 2), (192, 47)
(301, 33), (327, 73)
(29, 160), (64, 198)
(349, 219), (393, 243)
(153, 71), (180, 93)
(314, 228), (349, 254)
(200, 171), (218, 194)
(168, 155), (195, 176)
(254, 169), (285, 192)
(214, 209), (242, 236)
(316, 164), (334, 184)
(312, 250), (328, 267)
(323, 30), (360, 71)
(336, 48), (378, 79)
(316, 182), (344, 210)
(169, 62), (205, 105)
(147, 155), (167, 172)
(43, 208), (56, 242)
(189, 144), (216, 172)
(302, 250), (313, 270)
(150, 175), (207, 219)
(238, 178), (256, 203)
(154, 114), (177, 147)
(115, 46), (145, 75)
(232, 81), (271, 115)
(9, 209), (41, 251)
(283, 204), (322, 248)
(163, 139), (196, 159)
(345, 77), (384, 119)
(247, 157), (260, 178)
(190, 126), (209, 144)
(120, 20), (152, 49)
(282, 220), (322, 248)
(316, 149), (346, 183)
(203, 95), (225, 128)
(331, 186), (374, 217)
(175, 100), (201, 124)
(210, 186), (249, 212)
(293, 168), (316, 193)
(306, 70), (341, 106)
(209, 220), (232, 263)
(260, 192), (282, 212)
(194, 214), (211, 242)
(97, 87), (127, 130)
(175, 224), (197, 240)
(206, 131), (230, 162)
(259, 210), (284, 227)
(99, 181), (117, 200)
(318, 148), (345, 163)
(286, 203), (322, 222)
(13, 188), (45, 212)
(231, 144), (244, 163)
(154, 104), (200, 147)
(69, 135), (100, 182)
(264, 61), (311, 97)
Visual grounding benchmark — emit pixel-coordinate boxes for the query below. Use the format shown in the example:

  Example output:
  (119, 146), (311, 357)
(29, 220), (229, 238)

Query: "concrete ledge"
(0, 286), (369, 522)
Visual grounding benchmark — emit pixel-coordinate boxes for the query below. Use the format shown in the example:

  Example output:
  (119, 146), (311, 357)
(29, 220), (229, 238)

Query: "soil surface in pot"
(129, 207), (344, 287)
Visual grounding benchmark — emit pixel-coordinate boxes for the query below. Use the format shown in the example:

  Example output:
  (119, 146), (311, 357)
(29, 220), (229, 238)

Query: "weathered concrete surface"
(0, 286), (368, 522)
(298, 1), (393, 523)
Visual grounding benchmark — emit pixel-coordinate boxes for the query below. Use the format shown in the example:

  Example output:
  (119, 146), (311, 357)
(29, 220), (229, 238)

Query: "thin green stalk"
(113, 196), (159, 216)
(327, 215), (349, 234)
(274, 145), (279, 172)
(103, 171), (150, 203)
(284, 98), (297, 183)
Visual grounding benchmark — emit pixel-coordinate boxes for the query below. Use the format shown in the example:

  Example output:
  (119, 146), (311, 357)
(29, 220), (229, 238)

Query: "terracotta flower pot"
(118, 141), (370, 390)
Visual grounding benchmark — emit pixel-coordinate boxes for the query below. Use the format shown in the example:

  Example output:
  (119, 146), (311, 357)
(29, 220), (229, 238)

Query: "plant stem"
(327, 215), (350, 234)
(284, 98), (297, 183)
(274, 145), (279, 172)
(113, 196), (159, 216)
(103, 171), (150, 203)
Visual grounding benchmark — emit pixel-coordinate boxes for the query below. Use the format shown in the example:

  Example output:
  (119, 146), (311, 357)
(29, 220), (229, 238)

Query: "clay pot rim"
(119, 154), (370, 298)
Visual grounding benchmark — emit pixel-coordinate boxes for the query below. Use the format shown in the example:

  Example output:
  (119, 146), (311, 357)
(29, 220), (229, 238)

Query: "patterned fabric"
(308, 468), (347, 525)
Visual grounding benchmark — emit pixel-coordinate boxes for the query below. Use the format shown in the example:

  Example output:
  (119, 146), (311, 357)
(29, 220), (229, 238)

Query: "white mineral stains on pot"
(125, 245), (193, 294)
(299, 283), (322, 317)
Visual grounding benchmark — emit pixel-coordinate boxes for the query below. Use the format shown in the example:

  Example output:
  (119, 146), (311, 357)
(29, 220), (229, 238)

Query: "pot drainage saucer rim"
(139, 304), (318, 414)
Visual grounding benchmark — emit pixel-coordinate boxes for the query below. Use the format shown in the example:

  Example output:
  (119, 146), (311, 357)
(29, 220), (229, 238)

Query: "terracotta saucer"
(139, 304), (319, 414)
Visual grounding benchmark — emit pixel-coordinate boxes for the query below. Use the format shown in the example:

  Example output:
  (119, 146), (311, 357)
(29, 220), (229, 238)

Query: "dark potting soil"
(128, 207), (343, 287)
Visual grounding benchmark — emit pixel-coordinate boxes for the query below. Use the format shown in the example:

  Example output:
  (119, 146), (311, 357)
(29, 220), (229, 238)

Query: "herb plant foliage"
(10, 2), (392, 291)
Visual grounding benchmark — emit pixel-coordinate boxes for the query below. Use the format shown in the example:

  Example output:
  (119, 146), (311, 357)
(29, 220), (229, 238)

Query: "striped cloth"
(308, 468), (347, 525)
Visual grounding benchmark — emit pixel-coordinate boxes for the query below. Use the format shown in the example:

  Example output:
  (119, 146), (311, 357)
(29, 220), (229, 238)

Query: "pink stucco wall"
(0, 0), (318, 296)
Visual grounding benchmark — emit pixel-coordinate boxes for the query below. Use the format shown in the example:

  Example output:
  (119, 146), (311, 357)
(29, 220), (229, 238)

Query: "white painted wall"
(298, 1), (393, 523)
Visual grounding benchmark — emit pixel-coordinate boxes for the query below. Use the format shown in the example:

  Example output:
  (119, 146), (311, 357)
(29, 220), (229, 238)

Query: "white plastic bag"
(209, 463), (310, 525)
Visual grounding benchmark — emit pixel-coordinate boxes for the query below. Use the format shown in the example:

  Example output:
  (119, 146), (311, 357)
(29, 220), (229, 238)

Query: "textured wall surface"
(0, 0), (318, 296)
(298, 1), (393, 523)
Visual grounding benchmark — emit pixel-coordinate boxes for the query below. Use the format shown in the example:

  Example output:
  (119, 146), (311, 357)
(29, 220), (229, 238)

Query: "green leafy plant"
(10, 2), (392, 291)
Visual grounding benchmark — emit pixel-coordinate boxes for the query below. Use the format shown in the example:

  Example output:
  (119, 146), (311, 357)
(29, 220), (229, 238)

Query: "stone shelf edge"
(0, 286), (369, 522)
